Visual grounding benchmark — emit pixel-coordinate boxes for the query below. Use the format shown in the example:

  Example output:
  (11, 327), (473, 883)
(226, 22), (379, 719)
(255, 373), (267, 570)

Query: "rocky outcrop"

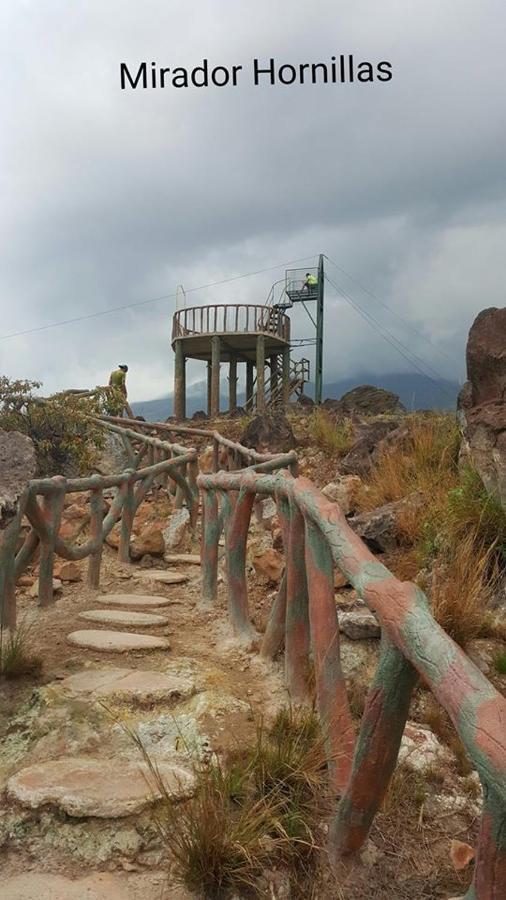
(458, 307), (506, 507)
(240, 414), (296, 454)
(340, 419), (400, 476)
(325, 385), (406, 417)
(0, 430), (36, 527)
(348, 493), (424, 553)
(321, 475), (363, 516)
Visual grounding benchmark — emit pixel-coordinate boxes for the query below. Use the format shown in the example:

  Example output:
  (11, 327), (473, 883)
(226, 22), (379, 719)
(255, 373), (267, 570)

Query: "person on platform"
(303, 272), (318, 293)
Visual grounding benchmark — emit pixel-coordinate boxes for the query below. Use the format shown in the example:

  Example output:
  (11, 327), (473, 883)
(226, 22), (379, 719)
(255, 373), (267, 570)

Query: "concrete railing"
(197, 467), (506, 899)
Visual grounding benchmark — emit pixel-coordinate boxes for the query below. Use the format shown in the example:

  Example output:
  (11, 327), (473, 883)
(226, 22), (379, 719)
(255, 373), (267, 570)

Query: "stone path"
(97, 592), (177, 608)
(134, 570), (189, 585)
(60, 667), (194, 702)
(7, 758), (194, 817)
(78, 609), (169, 627)
(67, 629), (171, 652)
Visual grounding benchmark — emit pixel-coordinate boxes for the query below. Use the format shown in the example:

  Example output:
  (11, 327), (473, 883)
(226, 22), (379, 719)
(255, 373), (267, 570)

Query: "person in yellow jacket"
(303, 272), (318, 293)
(108, 365), (132, 416)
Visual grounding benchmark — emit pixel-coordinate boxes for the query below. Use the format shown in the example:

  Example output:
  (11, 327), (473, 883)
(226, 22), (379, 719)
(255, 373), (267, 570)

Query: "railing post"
(87, 480), (104, 589)
(329, 638), (417, 860)
(256, 334), (265, 413)
(467, 796), (506, 899)
(211, 335), (220, 418)
(283, 500), (311, 703)
(0, 502), (25, 630)
(225, 489), (257, 642)
(201, 489), (219, 606)
(212, 437), (220, 472)
(38, 480), (65, 607)
(260, 569), (287, 660)
(119, 473), (135, 563)
(304, 517), (356, 794)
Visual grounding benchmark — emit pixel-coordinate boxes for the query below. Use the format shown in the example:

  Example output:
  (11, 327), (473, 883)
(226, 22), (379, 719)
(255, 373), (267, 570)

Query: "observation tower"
(171, 255), (324, 419)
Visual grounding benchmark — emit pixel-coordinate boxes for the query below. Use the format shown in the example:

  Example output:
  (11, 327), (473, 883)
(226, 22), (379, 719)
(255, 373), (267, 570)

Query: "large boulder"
(348, 492), (424, 553)
(340, 419), (400, 476)
(0, 430), (36, 527)
(327, 385), (406, 417)
(95, 433), (130, 476)
(240, 414), (296, 454)
(459, 307), (506, 508)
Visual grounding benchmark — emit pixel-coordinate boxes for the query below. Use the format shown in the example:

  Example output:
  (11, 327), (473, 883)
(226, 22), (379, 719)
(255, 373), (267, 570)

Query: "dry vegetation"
(130, 706), (330, 898)
(0, 620), (43, 680)
(309, 410), (355, 456)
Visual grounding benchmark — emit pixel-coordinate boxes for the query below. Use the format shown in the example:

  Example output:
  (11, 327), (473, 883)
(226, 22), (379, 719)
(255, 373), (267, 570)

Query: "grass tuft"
(310, 410), (355, 455)
(0, 620), (43, 680)
(493, 651), (506, 675)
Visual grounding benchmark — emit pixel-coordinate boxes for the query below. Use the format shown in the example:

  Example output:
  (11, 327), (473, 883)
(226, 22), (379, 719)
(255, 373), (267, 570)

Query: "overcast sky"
(2, 1), (505, 403)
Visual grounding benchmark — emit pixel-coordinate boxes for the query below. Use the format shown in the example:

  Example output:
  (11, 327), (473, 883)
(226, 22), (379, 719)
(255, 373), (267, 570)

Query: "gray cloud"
(1, 0), (506, 401)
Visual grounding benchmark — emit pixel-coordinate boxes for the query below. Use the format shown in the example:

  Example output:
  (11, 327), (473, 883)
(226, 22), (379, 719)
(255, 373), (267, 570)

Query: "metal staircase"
(245, 358), (310, 412)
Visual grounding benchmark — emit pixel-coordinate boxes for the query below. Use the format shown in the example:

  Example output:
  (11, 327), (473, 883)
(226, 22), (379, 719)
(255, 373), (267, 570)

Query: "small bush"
(0, 621), (42, 680)
(310, 410), (355, 455)
(493, 651), (506, 675)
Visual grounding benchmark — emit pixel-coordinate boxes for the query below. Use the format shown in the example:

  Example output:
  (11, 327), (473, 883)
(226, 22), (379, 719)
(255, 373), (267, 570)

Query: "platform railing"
(197, 467), (506, 899)
(172, 303), (290, 342)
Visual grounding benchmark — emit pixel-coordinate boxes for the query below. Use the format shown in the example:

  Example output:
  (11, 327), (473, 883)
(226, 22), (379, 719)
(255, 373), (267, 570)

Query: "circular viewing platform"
(171, 303), (290, 361)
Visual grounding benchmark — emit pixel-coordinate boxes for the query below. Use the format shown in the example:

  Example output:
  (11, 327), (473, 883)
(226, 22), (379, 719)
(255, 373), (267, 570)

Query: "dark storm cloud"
(1, 1), (506, 400)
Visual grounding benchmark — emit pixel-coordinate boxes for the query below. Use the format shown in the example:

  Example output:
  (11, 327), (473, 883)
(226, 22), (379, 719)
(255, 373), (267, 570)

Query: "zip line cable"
(324, 274), (456, 401)
(323, 254), (457, 367)
(0, 254), (319, 341)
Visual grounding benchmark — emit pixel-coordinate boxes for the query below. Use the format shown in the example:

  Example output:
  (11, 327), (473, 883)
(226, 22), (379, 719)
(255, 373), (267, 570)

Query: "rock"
(398, 723), (452, 772)
(29, 578), (62, 598)
(135, 569), (189, 585)
(252, 548), (284, 583)
(450, 839), (475, 871)
(334, 570), (349, 589)
(340, 419), (401, 475)
(95, 433), (131, 476)
(199, 446), (215, 474)
(0, 430), (36, 527)
(458, 307), (506, 508)
(130, 526), (165, 560)
(105, 522), (121, 549)
(322, 475), (363, 515)
(466, 306), (506, 406)
(296, 394), (314, 410)
(163, 508), (191, 551)
(257, 497), (278, 530)
(330, 385), (406, 417)
(18, 574), (35, 587)
(67, 630), (171, 653)
(348, 493), (424, 553)
(78, 609), (169, 627)
(53, 561), (82, 582)
(60, 668), (194, 703)
(339, 609), (380, 639)
(6, 757), (194, 817)
(192, 409), (208, 421)
(240, 414), (296, 453)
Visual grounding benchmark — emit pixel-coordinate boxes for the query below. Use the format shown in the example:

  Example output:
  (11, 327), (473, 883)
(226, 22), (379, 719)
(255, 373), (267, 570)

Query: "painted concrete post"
(225, 489), (257, 641)
(270, 354), (279, 405)
(211, 335), (220, 418)
(87, 481), (104, 589)
(256, 334), (265, 413)
(38, 480), (65, 607)
(212, 437), (220, 472)
(284, 500), (311, 703)
(188, 458), (199, 527)
(229, 357), (237, 413)
(201, 489), (219, 605)
(174, 339), (186, 421)
(329, 637), (417, 858)
(304, 516), (356, 793)
(0, 500), (26, 630)
(246, 361), (254, 411)
(118, 473), (135, 563)
(260, 570), (287, 660)
(468, 796), (506, 899)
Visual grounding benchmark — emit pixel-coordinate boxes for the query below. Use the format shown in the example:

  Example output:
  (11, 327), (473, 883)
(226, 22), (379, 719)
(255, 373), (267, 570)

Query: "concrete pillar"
(229, 356), (237, 413)
(211, 335), (220, 418)
(207, 361), (212, 416)
(246, 361), (254, 411)
(282, 346), (291, 410)
(270, 354), (279, 405)
(256, 334), (265, 413)
(174, 339), (186, 420)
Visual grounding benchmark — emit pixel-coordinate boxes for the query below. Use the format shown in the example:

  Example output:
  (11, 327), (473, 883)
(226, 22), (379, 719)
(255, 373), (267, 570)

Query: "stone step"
(67, 630), (171, 653)
(78, 609), (169, 627)
(134, 570), (189, 585)
(6, 757), (194, 818)
(97, 593), (177, 609)
(165, 553), (201, 566)
(59, 667), (194, 703)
